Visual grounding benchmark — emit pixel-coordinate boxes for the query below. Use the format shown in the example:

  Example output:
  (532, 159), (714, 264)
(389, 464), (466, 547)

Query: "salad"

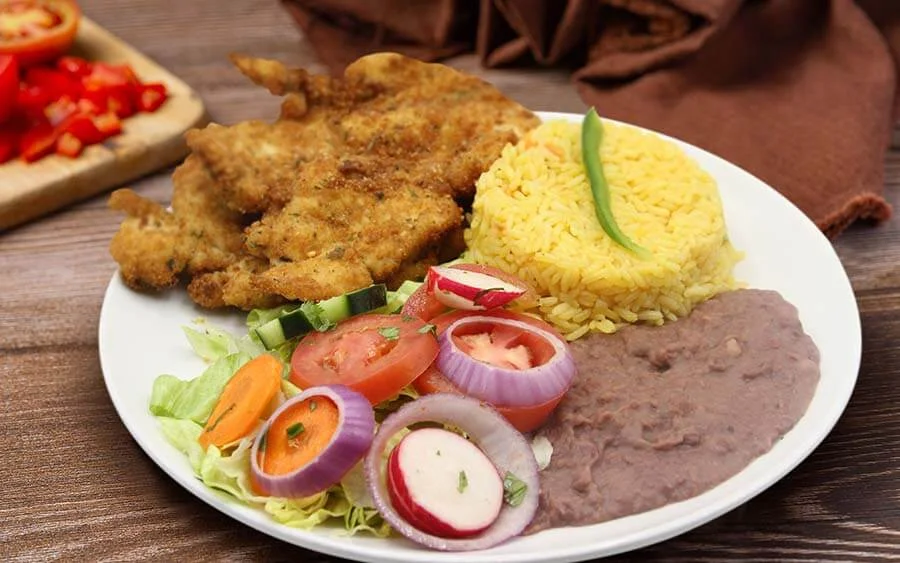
(149, 263), (570, 552)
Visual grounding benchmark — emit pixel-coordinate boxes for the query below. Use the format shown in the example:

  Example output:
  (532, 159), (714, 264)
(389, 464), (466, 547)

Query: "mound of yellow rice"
(465, 119), (743, 339)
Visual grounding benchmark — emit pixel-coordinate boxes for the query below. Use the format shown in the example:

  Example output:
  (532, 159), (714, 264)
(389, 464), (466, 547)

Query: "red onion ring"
(250, 384), (374, 498)
(364, 393), (539, 551)
(436, 316), (576, 408)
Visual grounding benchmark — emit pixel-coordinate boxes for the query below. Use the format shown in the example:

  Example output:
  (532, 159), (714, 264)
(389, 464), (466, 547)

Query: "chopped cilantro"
(286, 422), (305, 439)
(300, 302), (336, 332)
(417, 323), (437, 337)
(458, 470), (468, 493)
(378, 326), (400, 340)
(503, 471), (528, 507)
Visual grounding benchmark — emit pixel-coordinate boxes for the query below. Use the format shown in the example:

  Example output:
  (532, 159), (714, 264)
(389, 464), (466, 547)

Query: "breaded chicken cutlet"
(109, 52), (539, 310)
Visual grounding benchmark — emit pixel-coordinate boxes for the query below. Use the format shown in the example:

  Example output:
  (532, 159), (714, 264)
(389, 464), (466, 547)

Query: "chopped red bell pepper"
(82, 83), (135, 118)
(93, 112), (122, 137)
(56, 57), (93, 78)
(55, 131), (83, 158)
(19, 123), (57, 162)
(1, 54), (168, 165)
(106, 88), (135, 118)
(82, 62), (138, 90)
(76, 97), (101, 115)
(43, 95), (78, 126)
(17, 83), (53, 118)
(136, 82), (167, 113)
(25, 67), (82, 99)
(59, 113), (105, 145)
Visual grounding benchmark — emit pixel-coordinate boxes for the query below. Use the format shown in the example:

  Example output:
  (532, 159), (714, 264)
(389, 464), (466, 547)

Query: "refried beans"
(527, 289), (820, 533)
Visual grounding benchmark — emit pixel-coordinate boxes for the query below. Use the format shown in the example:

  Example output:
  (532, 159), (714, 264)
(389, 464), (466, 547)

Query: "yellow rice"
(464, 119), (743, 340)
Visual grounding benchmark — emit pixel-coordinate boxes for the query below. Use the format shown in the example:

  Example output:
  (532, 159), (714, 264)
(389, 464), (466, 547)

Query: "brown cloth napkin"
(282, 0), (897, 238)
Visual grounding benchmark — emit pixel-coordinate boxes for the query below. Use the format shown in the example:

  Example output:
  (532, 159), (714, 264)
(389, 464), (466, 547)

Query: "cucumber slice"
(347, 283), (388, 315)
(253, 284), (389, 349)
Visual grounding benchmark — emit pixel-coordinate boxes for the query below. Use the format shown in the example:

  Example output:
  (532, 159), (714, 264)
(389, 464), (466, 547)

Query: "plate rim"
(98, 110), (862, 563)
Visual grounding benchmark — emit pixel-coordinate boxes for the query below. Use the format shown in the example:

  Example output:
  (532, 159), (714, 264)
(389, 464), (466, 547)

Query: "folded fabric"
(282, 0), (896, 237)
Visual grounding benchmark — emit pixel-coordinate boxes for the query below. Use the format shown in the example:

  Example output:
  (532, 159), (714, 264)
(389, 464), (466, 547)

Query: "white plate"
(98, 111), (861, 562)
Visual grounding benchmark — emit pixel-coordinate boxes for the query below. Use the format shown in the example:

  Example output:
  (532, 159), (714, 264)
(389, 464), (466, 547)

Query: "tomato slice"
(0, 0), (81, 67)
(400, 282), (448, 321)
(289, 314), (439, 406)
(412, 365), (566, 433)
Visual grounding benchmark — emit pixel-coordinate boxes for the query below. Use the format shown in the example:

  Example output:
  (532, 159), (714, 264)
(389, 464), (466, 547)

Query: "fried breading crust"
(109, 53), (538, 310)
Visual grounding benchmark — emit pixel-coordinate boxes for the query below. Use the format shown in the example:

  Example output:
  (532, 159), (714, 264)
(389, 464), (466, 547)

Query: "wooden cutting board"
(0, 17), (207, 231)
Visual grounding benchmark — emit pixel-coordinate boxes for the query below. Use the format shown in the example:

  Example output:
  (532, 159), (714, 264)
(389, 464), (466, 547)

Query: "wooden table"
(2, 1), (899, 560)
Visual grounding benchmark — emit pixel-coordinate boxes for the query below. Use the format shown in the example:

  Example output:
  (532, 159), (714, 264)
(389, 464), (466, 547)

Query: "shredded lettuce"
(149, 352), (252, 424)
(156, 416), (390, 536)
(150, 325), (395, 537)
(183, 325), (265, 362)
(373, 385), (419, 423)
(246, 304), (299, 331)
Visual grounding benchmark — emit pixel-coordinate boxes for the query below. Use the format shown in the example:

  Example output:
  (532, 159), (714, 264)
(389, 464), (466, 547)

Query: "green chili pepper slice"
(581, 108), (651, 258)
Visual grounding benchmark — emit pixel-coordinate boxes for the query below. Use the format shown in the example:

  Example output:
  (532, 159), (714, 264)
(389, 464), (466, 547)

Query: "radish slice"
(426, 266), (526, 311)
(387, 428), (503, 538)
(250, 385), (375, 498)
(364, 393), (539, 552)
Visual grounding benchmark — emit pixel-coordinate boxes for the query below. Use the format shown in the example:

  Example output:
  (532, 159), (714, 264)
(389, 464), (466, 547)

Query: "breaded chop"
(109, 52), (539, 310)
(245, 182), (463, 281)
(187, 53), (538, 211)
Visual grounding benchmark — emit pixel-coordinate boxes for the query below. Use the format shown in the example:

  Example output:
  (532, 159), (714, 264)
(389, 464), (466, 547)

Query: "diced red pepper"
(25, 67), (81, 99)
(59, 113), (105, 145)
(17, 83), (53, 118)
(93, 112), (122, 137)
(56, 57), (93, 78)
(76, 98), (101, 115)
(0, 129), (19, 163)
(82, 62), (138, 90)
(18, 123), (57, 162)
(82, 83), (135, 118)
(56, 131), (83, 158)
(43, 95), (78, 126)
(106, 88), (135, 118)
(136, 82), (167, 113)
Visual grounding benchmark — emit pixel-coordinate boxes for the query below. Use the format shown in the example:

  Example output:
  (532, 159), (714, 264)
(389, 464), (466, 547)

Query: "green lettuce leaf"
(149, 352), (252, 424)
(157, 417), (206, 473)
(246, 304), (299, 331)
(156, 419), (389, 536)
(183, 325), (265, 362)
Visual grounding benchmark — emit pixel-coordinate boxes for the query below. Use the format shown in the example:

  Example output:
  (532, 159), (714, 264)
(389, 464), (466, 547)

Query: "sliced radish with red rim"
(364, 393), (540, 552)
(387, 427), (503, 538)
(427, 266), (526, 311)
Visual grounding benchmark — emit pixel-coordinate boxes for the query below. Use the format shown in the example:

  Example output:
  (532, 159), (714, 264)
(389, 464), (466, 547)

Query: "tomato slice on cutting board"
(289, 314), (439, 406)
(0, 0), (81, 67)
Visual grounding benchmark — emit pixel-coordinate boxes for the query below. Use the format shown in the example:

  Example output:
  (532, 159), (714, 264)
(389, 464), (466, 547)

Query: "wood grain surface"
(1, 0), (899, 561)
(0, 17), (206, 231)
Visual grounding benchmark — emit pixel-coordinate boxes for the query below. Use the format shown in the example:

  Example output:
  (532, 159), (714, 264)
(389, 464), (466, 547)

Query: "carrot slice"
(258, 395), (340, 476)
(199, 354), (283, 449)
